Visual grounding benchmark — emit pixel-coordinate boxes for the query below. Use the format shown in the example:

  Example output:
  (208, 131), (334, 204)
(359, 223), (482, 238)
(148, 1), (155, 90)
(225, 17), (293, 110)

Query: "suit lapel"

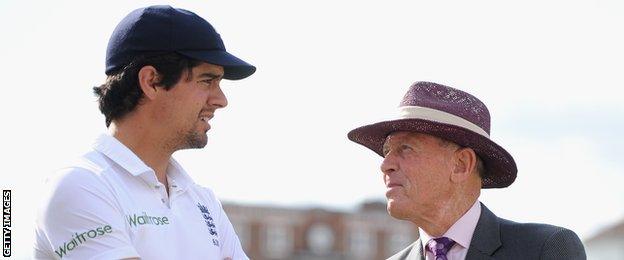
(465, 203), (502, 260)
(405, 238), (425, 260)
(387, 239), (425, 260)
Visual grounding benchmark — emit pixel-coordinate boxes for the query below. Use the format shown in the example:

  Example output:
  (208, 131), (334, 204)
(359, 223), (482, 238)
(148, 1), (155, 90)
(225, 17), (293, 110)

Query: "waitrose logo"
(53, 213), (170, 258)
(54, 225), (112, 258)
(127, 212), (170, 227)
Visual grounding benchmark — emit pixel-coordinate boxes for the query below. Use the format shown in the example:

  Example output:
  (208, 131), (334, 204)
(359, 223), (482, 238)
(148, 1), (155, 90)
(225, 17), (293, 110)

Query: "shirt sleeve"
(34, 167), (140, 260)
(217, 205), (249, 260)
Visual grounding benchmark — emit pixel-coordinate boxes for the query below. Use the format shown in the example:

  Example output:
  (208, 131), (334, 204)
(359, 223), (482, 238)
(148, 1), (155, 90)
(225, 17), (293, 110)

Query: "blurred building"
(584, 219), (624, 260)
(223, 200), (419, 260)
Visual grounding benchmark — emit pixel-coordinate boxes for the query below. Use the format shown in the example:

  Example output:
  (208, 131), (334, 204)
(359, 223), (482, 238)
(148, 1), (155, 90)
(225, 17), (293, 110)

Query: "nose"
(209, 84), (228, 109)
(381, 154), (397, 176)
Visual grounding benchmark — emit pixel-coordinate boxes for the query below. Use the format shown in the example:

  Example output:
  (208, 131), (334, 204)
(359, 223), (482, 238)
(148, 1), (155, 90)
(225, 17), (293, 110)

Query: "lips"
(199, 114), (213, 130)
(385, 176), (403, 188)
(386, 182), (403, 189)
(199, 113), (214, 120)
(386, 183), (402, 188)
(385, 183), (403, 198)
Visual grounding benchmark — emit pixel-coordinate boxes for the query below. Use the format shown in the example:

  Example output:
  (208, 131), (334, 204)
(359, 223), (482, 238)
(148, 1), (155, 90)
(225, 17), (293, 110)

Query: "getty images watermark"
(3, 190), (10, 257)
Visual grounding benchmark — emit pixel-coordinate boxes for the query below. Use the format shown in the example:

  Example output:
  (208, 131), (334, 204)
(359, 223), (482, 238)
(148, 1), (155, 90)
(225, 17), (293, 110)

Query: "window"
(348, 229), (376, 257)
(263, 224), (293, 258)
(306, 223), (334, 255)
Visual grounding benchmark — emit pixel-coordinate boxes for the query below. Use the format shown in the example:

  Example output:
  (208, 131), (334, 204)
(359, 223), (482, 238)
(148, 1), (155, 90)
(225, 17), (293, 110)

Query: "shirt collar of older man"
(419, 200), (482, 259)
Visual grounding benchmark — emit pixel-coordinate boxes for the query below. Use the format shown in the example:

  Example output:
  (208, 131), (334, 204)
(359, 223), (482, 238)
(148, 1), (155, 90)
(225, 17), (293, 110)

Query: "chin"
(386, 198), (409, 220)
(192, 140), (208, 149)
(183, 132), (208, 149)
(190, 138), (208, 149)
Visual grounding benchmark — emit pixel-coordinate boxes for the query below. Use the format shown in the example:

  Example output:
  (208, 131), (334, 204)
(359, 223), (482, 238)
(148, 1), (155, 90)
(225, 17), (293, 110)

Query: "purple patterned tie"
(426, 237), (456, 260)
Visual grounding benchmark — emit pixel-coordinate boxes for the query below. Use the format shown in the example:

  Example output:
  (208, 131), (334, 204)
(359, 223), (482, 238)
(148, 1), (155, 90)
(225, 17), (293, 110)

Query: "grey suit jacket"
(387, 203), (586, 260)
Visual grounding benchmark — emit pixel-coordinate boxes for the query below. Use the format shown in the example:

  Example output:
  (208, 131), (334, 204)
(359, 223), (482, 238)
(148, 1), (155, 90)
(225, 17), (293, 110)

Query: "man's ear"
(138, 66), (161, 100)
(450, 147), (477, 183)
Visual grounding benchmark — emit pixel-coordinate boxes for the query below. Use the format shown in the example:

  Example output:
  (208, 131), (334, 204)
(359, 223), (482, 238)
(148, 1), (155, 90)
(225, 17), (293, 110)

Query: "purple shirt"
(419, 200), (481, 260)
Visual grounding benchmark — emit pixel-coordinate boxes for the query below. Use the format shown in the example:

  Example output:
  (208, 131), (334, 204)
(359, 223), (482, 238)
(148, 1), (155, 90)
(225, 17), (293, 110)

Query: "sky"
(1, 0), (623, 258)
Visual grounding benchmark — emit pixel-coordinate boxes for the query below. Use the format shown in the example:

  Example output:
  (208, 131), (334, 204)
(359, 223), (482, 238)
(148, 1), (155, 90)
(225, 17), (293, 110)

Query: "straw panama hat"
(347, 81), (517, 188)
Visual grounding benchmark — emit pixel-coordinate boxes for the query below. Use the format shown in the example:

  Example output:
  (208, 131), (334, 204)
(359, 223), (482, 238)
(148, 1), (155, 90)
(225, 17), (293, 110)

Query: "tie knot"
(426, 237), (456, 259)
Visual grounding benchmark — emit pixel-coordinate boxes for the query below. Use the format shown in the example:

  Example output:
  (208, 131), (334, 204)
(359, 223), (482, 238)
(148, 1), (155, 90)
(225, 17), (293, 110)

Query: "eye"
(383, 144), (412, 157)
(400, 144), (413, 152)
(382, 144), (393, 157)
(200, 79), (214, 85)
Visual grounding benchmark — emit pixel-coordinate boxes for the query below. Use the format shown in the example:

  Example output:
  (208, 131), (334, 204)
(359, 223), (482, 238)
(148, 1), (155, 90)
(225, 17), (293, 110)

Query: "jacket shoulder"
(498, 217), (572, 242)
(497, 218), (586, 259)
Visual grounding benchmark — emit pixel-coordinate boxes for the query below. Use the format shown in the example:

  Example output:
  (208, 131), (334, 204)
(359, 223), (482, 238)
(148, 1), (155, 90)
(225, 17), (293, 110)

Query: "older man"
(34, 5), (254, 259)
(348, 82), (586, 260)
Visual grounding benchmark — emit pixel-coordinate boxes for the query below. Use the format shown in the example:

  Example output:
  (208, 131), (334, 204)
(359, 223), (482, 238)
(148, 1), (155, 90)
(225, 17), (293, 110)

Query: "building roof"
(585, 218), (624, 244)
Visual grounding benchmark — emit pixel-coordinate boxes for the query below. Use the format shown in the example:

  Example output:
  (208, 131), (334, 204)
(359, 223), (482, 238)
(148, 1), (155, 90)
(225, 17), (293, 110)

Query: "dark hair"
(93, 52), (201, 127)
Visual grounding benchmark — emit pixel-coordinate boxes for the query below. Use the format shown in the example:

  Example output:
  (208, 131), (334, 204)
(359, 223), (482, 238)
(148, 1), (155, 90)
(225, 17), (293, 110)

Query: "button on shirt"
(34, 134), (248, 260)
(419, 201), (481, 260)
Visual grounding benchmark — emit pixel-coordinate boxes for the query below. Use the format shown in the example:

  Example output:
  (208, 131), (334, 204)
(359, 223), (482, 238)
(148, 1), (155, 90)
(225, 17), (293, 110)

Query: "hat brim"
(347, 118), (517, 188)
(177, 50), (256, 80)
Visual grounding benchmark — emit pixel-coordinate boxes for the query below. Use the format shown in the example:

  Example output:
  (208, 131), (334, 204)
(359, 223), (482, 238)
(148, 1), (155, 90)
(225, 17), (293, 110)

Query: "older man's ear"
(450, 148), (478, 184)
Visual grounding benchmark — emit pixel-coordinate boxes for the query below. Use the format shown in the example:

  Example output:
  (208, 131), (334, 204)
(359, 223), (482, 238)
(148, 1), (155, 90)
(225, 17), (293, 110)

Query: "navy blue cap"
(105, 5), (256, 80)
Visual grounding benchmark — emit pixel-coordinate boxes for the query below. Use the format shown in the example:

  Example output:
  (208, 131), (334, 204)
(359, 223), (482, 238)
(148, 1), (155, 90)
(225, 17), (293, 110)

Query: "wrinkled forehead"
(382, 131), (424, 151)
(384, 131), (415, 145)
(386, 130), (438, 141)
(383, 131), (456, 150)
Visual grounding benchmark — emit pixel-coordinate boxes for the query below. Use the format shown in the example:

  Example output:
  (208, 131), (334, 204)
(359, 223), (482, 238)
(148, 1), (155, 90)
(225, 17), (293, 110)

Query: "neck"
(413, 193), (479, 237)
(109, 119), (172, 186)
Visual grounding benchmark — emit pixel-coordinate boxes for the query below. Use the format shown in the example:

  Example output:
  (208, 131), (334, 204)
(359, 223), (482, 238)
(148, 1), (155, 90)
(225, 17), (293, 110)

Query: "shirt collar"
(419, 200), (482, 251)
(93, 134), (153, 176)
(93, 134), (195, 189)
(167, 157), (194, 191)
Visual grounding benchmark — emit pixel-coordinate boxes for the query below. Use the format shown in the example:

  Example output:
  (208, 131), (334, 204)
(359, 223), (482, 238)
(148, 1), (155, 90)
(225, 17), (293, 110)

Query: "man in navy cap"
(348, 82), (586, 260)
(34, 5), (254, 259)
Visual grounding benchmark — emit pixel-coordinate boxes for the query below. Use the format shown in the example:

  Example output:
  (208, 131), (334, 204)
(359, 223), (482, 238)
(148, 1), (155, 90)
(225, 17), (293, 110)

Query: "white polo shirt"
(34, 134), (248, 260)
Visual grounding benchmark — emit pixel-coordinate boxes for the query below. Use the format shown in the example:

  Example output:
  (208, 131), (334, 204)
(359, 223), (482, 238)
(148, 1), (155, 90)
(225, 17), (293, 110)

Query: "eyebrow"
(197, 72), (224, 80)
